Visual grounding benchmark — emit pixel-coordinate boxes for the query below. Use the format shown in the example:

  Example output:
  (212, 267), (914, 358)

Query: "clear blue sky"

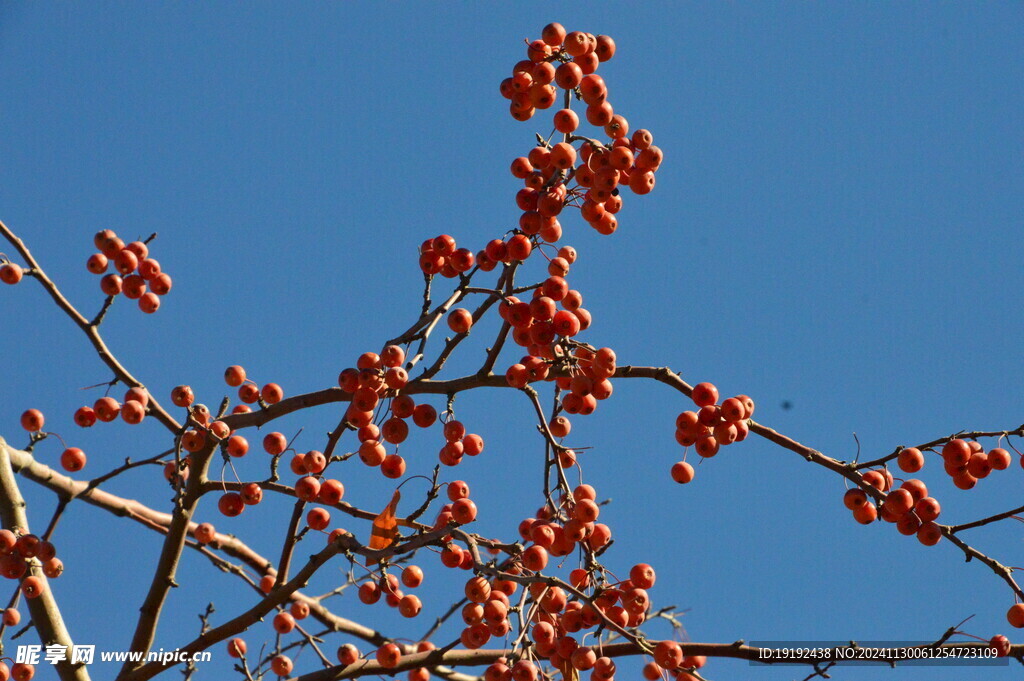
(2, 3), (1023, 680)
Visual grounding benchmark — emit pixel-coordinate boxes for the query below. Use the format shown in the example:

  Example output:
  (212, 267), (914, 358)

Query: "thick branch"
(0, 438), (90, 681)
(118, 445), (216, 676)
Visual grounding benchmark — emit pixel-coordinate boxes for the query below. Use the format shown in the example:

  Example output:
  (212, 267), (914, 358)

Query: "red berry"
(1008, 604), (1024, 628)
(691, 382), (718, 408)
(19, 409), (44, 432)
(897, 447), (924, 473)
(227, 638), (247, 658)
(376, 643), (401, 669)
(87, 253), (108, 274)
(218, 493), (244, 517)
(670, 461), (694, 483)
(263, 432), (288, 455)
(73, 406), (97, 427)
(448, 308), (473, 334)
(261, 383), (284, 404)
(0, 264), (23, 285)
(271, 655), (292, 676)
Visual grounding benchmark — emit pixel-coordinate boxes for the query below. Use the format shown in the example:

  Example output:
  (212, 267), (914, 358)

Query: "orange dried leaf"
(369, 490), (401, 550)
(558, 654), (579, 681)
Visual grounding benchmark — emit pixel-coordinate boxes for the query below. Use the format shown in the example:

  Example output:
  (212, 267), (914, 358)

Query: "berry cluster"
(844, 473), (943, 544)
(480, 560), (704, 681)
(222, 364), (284, 408)
(339, 348), (485, 472)
(498, 251), (617, 436)
(86, 229), (171, 314)
(933, 438), (1012, 490)
(418, 234), (476, 278)
(0, 529), (61, 598)
(501, 22), (663, 238)
(846, 436), (1022, 632)
(847, 437), (1016, 546)
(518, 485), (611, 565)
(433, 480), (479, 531)
(357, 566), (427, 622)
(671, 382), (755, 483)
(72, 385), (152, 434)
(501, 251), (590, 358)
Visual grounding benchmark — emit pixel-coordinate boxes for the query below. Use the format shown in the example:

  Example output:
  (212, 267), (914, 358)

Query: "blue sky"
(1, 3), (1023, 680)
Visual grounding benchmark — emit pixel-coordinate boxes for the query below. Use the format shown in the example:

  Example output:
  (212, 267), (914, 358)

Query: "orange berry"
(671, 461), (695, 483)
(549, 142), (577, 170)
(93, 229), (117, 249)
(86, 252), (108, 274)
(990, 634), (1011, 657)
(0, 263), (24, 285)
(381, 453), (406, 479)
(941, 439), (971, 466)
(271, 655), (292, 676)
(900, 478), (928, 503)
(138, 258), (161, 279)
(1008, 604), (1024, 628)
(218, 493), (244, 517)
(852, 503), (877, 524)
(915, 496), (940, 522)
(541, 22), (566, 46)
(412, 404), (437, 428)
(261, 382), (284, 404)
(376, 643), (401, 669)
(604, 114), (629, 139)
(653, 640), (682, 669)
(114, 249), (138, 275)
(882, 488), (914, 516)
(122, 274), (146, 299)
(224, 365), (246, 387)
(10, 663), (33, 681)
(554, 62), (584, 90)
(897, 447), (924, 473)
(917, 521), (943, 546)
(194, 522), (216, 544)
(399, 594), (422, 618)
(20, 409), (44, 432)
(691, 382), (718, 407)
(93, 396), (120, 422)
(59, 447), (86, 472)
(595, 35), (616, 61)
(227, 638), (247, 658)
(989, 447), (1012, 470)
(553, 109), (579, 133)
(263, 432), (288, 455)
(452, 498), (478, 524)
(20, 576), (45, 599)
(448, 308), (473, 334)
(563, 31), (590, 57)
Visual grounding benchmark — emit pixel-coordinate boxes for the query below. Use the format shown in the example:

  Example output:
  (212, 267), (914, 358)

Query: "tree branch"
(0, 438), (91, 681)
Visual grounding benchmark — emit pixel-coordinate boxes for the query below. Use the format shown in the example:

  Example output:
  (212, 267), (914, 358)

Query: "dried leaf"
(557, 653), (579, 681)
(369, 489), (401, 550)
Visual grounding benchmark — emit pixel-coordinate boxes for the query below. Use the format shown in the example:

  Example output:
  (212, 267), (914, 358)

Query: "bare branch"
(0, 438), (90, 681)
